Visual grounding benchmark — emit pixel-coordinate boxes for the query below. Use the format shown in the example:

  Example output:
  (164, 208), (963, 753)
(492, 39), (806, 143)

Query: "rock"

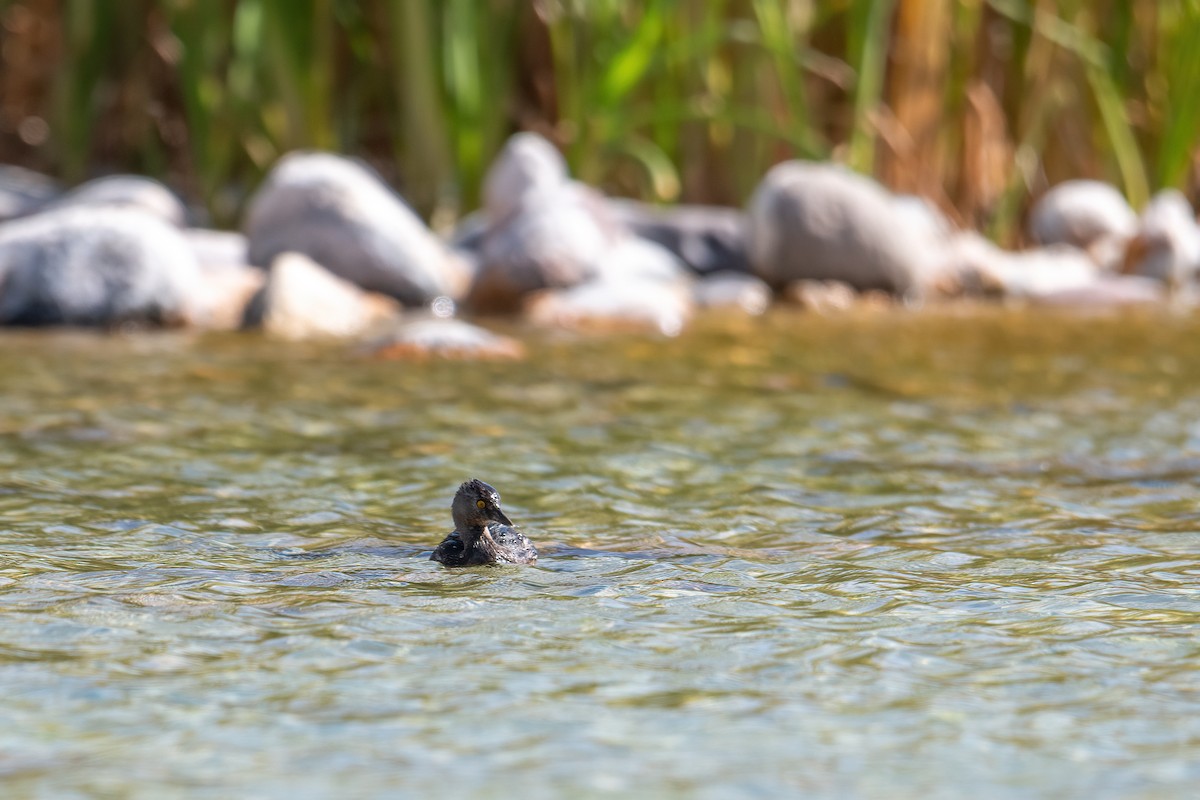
(1027, 180), (1136, 269)
(525, 278), (693, 336)
(783, 280), (860, 313)
(609, 199), (750, 275)
(365, 318), (524, 360)
(481, 132), (570, 224)
(745, 161), (933, 298)
(694, 272), (771, 315)
(181, 230), (264, 331)
(244, 152), (466, 307)
(0, 165), (59, 221)
(603, 236), (692, 287)
(948, 234), (1102, 300)
(1031, 275), (1166, 308)
(251, 252), (400, 340)
(0, 207), (204, 327)
(184, 229), (248, 271)
(470, 181), (617, 313)
(49, 175), (188, 226)
(1123, 189), (1200, 288)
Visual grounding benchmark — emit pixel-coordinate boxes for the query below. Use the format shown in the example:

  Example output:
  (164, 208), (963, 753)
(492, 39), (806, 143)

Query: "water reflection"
(1, 309), (1199, 796)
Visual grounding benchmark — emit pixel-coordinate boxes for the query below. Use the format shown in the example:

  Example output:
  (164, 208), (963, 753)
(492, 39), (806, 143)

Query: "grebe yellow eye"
(476, 499), (486, 509)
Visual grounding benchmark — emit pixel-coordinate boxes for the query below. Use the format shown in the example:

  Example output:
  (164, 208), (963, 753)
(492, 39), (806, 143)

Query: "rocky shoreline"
(1, 132), (1196, 358)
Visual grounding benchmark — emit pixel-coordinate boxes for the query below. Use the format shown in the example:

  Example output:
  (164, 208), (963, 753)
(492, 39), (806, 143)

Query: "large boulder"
(1123, 189), (1200, 288)
(1027, 180), (1137, 269)
(609, 199), (750, 275)
(247, 252), (400, 341)
(48, 175), (188, 226)
(468, 133), (620, 313)
(0, 207), (204, 326)
(244, 152), (465, 307)
(745, 161), (935, 299)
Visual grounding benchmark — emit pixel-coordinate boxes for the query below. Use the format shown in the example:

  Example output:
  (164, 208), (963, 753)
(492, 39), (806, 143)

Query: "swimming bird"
(430, 479), (538, 567)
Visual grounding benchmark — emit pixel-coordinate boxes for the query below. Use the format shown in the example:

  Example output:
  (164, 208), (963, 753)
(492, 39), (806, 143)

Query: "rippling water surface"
(2, 309), (1199, 798)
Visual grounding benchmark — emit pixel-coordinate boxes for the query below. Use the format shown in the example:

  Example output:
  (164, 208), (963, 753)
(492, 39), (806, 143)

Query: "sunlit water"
(1, 309), (1199, 798)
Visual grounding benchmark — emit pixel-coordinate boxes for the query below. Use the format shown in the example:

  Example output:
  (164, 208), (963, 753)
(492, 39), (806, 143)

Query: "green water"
(1, 309), (1199, 798)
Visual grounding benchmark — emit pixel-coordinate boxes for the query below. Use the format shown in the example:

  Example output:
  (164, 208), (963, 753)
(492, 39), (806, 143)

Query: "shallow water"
(1, 308), (1199, 798)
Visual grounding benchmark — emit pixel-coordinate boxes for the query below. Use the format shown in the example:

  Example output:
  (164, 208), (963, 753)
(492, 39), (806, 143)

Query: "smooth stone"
(252, 252), (400, 341)
(1027, 180), (1136, 269)
(482, 132), (570, 224)
(182, 230), (265, 330)
(694, 272), (771, 315)
(951, 235), (1103, 300)
(0, 207), (204, 327)
(1031, 275), (1167, 307)
(525, 278), (693, 336)
(784, 280), (861, 313)
(470, 182), (618, 313)
(609, 199), (750, 275)
(603, 236), (692, 287)
(1123, 189), (1200, 287)
(745, 161), (933, 298)
(48, 175), (188, 226)
(0, 165), (59, 221)
(244, 151), (466, 307)
(365, 318), (525, 360)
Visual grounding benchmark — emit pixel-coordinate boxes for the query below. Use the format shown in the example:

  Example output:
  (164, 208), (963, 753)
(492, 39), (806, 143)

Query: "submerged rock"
(0, 207), (203, 327)
(245, 152), (466, 307)
(49, 175), (188, 226)
(694, 271), (771, 315)
(1123, 189), (1200, 288)
(1027, 180), (1136, 269)
(366, 318), (524, 360)
(250, 252), (400, 340)
(610, 199), (750, 275)
(745, 161), (933, 299)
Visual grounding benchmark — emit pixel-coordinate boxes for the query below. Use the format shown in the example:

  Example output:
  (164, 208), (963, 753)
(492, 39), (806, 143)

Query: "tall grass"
(0, 0), (1194, 235)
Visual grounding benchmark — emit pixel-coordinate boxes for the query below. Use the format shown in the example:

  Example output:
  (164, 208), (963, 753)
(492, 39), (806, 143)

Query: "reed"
(0, 0), (1192, 234)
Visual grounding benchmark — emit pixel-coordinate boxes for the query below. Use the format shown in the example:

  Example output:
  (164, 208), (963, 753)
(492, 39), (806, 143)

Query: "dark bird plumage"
(431, 479), (537, 567)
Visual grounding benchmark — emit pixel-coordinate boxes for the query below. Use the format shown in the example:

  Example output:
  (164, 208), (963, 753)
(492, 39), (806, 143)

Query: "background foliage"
(0, 0), (1196, 237)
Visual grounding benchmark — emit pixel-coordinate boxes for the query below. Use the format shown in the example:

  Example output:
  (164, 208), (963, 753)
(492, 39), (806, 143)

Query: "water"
(1, 309), (1199, 798)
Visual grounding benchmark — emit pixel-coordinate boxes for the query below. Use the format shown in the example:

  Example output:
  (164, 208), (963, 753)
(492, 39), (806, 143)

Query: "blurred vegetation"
(0, 0), (1196, 237)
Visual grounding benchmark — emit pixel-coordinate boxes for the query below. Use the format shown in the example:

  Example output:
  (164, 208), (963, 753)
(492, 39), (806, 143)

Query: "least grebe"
(431, 479), (537, 567)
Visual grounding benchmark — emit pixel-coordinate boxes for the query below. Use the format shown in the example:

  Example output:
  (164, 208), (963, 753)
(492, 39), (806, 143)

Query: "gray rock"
(244, 152), (466, 307)
(0, 207), (204, 326)
(745, 161), (934, 298)
(482, 132), (570, 224)
(1027, 180), (1136, 269)
(470, 181), (617, 313)
(603, 236), (692, 287)
(783, 280), (860, 313)
(182, 230), (264, 331)
(1124, 189), (1200, 287)
(525, 277), (693, 336)
(49, 175), (188, 226)
(947, 233), (1102, 300)
(0, 165), (59, 221)
(694, 272), (771, 315)
(1031, 275), (1166, 308)
(365, 318), (524, 360)
(609, 199), (750, 275)
(251, 252), (400, 341)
